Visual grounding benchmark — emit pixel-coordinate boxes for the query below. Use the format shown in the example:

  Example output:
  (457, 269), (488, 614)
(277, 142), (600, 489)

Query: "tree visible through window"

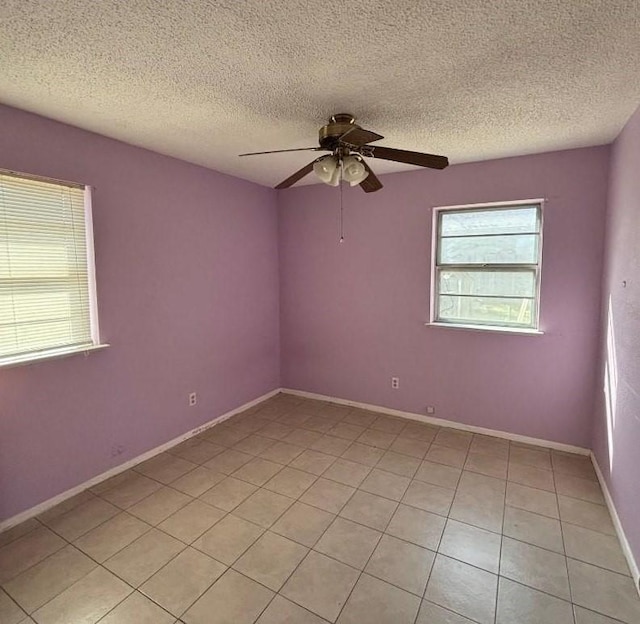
(432, 202), (543, 331)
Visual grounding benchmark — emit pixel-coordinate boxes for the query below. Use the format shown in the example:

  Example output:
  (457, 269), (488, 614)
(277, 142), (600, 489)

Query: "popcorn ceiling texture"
(1, 0), (639, 187)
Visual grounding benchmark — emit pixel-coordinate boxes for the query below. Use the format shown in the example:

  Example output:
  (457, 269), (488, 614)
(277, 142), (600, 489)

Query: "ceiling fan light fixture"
(313, 155), (341, 186)
(342, 155), (369, 186)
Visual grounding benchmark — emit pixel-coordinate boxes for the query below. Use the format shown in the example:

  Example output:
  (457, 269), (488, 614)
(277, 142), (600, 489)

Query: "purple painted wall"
(592, 104), (640, 564)
(0, 105), (280, 521)
(279, 147), (609, 447)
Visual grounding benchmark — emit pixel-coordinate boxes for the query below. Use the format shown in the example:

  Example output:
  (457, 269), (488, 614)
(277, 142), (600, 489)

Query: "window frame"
(0, 169), (107, 368)
(429, 199), (545, 334)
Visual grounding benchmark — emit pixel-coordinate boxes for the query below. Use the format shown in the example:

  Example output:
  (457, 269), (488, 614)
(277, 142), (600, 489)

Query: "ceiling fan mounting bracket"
(319, 113), (359, 150)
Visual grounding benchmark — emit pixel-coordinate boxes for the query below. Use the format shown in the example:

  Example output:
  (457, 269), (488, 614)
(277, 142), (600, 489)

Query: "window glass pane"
(439, 234), (539, 265)
(441, 207), (539, 237)
(438, 295), (534, 327)
(439, 269), (536, 297)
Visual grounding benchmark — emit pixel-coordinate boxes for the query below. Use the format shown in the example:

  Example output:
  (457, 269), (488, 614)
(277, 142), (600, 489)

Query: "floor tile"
(555, 472), (605, 505)
(290, 450), (337, 475)
(500, 536), (570, 600)
(259, 441), (305, 464)
(199, 476), (257, 511)
(503, 505), (564, 553)
(357, 429), (397, 449)
(328, 423), (366, 440)
(182, 568), (274, 624)
(285, 429), (324, 448)
(365, 534), (435, 595)
(322, 458), (372, 487)
(341, 442), (385, 467)
(425, 554), (497, 624)
(551, 452), (597, 480)
(425, 444), (467, 468)
(359, 468), (410, 501)
(281, 551), (359, 622)
(414, 460), (461, 489)
(315, 517), (381, 569)
(439, 519), (501, 573)
(45, 496), (120, 541)
(264, 466), (317, 498)
(563, 523), (630, 574)
(300, 478), (355, 513)
(37, 491), (96, 523)
(469, 434), (509, 460)
(203, 449), (254, 474)
(509, 444), (552, 470)
(340, 490), (398, 530)
(375, 451), (420, 478)
(3, 544), (96, 613)
(0, 526), (66, 584)
(464, 452), (507, 480)
(0, 519), (40, 550)
(170, 439), (225, 464)
(201, 426), (249, 447)
(402, 480), (454, 516)
(508, 462), (556, 492)
(31, 567), (131, 624)
(258, 421), (295, 440)
(568, 558), (640, 623)
(233, 488), (294, 527)
(234, 531), (308, 590)
(337, 573), (420, 624)
(433, 429), (472, 451)
(311, 435), (353, 456)
(171, 466), (225, 497)
(104, 528), (184, 587)
(399, 423), (438, 442)
(256, 595), (329, 624)
(371, 415), (407, 434)
(558, 496), (615, 535)
(388, 436), (430, 459)
(271, 502), (335, 547)
(99, 473), (162, 509)
(158, 499), (225, 543)
(0, 589), (26, 624)
(386, 503), (445, 549)
(192, 513), (263, 565)
(496, 577), (574, 624)
(128, 486), (191, 525)
(343, 410), (378, 427)
(233, 434), (277, 456)
(140, 547), (226, 616)
(135, 453), (197, 484)
(573, 605), (629, 623)
(505, 482), (559, 518)
(416, 599), (476, 623)
(232, 457), (284, 486)
(303, 415), (339, 434)
(99, 591), (176, 624)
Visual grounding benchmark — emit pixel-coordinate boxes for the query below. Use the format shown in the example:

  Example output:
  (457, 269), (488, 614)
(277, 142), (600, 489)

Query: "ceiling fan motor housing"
(319, 113), (357, 150)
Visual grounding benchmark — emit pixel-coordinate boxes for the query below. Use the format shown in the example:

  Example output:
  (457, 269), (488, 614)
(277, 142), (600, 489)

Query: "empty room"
(0, 1), (639, 623)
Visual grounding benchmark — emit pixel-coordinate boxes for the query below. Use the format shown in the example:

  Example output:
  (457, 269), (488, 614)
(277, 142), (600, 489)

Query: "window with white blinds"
(0, 170), (101, 365)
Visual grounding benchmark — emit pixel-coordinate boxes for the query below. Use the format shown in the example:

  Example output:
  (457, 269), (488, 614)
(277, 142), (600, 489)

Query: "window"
(0, 170), (103, 366)
(431, 200), (543, 332)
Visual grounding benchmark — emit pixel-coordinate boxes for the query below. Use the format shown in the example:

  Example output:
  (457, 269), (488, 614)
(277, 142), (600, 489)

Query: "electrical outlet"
(391, 377), (399, 389)
(188, 392), (197, 407)
(426, 405), (435, 414)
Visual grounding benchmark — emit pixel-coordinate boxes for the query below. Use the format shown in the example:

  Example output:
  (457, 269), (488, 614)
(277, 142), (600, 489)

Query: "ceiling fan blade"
(339, 126), (384, 147)
(239, 147), (323, 157)
(360, 162), (383, 193)
(365, 146), (449, 169)
(275, 161), (316, 189)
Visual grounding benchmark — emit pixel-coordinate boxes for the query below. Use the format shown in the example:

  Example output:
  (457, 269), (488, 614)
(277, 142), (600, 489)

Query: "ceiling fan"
(239, 114), (449, 193)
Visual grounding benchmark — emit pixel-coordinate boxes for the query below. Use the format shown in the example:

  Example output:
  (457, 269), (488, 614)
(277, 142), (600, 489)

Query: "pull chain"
(339, 160), (344, 243)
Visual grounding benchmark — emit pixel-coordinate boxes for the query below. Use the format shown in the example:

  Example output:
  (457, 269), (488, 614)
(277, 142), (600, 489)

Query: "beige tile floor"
(1, 394), (639, 624)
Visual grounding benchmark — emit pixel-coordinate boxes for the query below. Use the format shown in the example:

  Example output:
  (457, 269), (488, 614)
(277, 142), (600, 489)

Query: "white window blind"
(431, 201), (543, 331)
(0, 171), (99, 364)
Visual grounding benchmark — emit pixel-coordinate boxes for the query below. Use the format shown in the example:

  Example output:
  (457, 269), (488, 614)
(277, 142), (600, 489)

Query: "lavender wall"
(592, 105), (640, 563)
(0, 105), (280, 521)
(279, 147), (609, 447)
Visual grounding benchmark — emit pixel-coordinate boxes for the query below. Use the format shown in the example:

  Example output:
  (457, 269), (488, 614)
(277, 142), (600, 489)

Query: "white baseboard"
(0, 387), (281, 534)
(283, 388), (590, 456)
(591, 454), (640, 594)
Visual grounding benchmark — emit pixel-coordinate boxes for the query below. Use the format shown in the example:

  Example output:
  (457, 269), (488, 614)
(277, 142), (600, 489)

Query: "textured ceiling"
(1, 1), (639, 187)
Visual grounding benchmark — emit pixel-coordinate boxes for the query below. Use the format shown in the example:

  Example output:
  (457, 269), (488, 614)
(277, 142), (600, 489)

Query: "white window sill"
(425, 322), (544, 336)
(0, 343), (110, 369)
